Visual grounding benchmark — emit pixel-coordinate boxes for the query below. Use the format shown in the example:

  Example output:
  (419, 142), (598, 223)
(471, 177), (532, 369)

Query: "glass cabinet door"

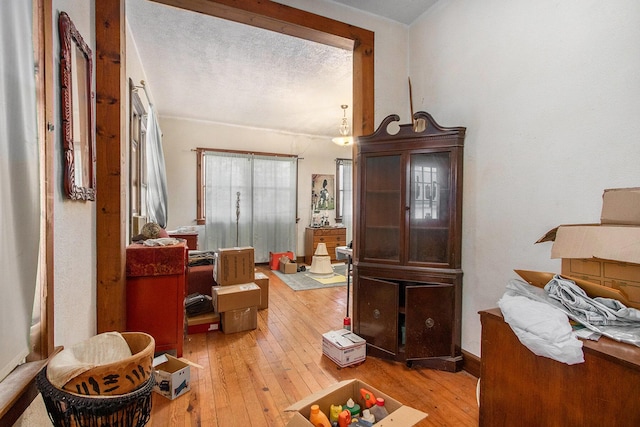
(408, 152), (452, 265)
(361, 154), (402, 262)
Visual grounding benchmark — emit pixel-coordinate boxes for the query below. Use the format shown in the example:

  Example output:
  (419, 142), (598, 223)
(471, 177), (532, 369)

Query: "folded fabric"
(544, 275), (640, 325)
(142, 237), (180, 247)
(498, 292), (584, 365)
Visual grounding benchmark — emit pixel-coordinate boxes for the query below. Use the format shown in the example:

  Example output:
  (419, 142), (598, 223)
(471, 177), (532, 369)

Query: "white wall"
(409, 0), (640, 356)
(52, 0), (96, 349)
(17, 2), (97, 424)
(161, 117), (353, 257)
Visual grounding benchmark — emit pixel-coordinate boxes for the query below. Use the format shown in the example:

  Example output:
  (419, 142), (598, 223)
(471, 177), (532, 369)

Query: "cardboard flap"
(284, 380), (355, 412)
(153, 354), (169, 367)
(285, 412), (314, 427)
(375, 405), (428, 426)
(535, 224), (601, 244)
(514, 269), (640, 310)
(551, 225), (640, 264)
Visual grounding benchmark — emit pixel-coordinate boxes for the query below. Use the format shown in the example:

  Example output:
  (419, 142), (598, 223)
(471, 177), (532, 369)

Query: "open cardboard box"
(153, 354), (191, 400)
(533, 187), (640, 308)
(285, 379), (427, 427)
(537, 223), (640, 265)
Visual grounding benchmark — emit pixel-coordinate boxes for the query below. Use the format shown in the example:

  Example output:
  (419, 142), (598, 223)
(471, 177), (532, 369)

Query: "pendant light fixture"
(331, 104), (354, 146)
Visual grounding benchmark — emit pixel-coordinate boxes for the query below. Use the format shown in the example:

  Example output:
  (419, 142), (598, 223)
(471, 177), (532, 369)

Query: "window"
(129, 80), (147, 236)
(335, 158), (353, 244)
(196, 148), (298, 262)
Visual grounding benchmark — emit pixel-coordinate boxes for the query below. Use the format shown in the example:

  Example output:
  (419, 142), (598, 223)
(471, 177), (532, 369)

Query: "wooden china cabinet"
(353, 112), (466, 371)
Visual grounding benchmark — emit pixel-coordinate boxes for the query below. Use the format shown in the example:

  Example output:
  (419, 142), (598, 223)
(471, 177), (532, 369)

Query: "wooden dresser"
(304, 227), (346, 264)
(479, 308), (640, 426)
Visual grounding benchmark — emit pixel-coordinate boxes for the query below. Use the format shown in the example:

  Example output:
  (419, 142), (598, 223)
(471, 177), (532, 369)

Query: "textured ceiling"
(126, 0), (437, 137)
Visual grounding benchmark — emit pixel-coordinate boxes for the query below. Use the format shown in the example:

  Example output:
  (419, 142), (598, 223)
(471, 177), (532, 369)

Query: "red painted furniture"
(126, 241), (187, 357)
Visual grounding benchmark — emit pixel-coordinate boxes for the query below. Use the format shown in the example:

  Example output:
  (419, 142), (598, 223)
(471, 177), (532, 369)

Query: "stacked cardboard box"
(213, 247), (255, 286)
(212, 282), (261, 333)
(536, 188), (640, 305)
(187, 247), (269, 334)
(254, 271), (270, 309)
(186, 311), (220, 334)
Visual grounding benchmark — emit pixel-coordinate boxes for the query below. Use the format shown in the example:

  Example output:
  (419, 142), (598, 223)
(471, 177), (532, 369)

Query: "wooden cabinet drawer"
(565, 258), (602, 277)
(603, 261), (640, 281)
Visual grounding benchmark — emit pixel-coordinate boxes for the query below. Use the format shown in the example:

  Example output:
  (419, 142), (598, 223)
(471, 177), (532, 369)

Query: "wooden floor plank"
(149, 264), (479, 426)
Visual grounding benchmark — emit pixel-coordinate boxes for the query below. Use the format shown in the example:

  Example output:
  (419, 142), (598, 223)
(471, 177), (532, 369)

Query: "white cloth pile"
(499, 277), (640, 366)
(498, 291), (584, 365)
(544, 275), (640, 325)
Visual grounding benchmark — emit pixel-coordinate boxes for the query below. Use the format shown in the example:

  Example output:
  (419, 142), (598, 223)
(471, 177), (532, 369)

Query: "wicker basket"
(37, 366), (154, 427)
(59, 332), (155, 396)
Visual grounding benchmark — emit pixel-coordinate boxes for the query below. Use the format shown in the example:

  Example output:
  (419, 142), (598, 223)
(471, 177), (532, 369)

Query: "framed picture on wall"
(311, 174), (335, 211)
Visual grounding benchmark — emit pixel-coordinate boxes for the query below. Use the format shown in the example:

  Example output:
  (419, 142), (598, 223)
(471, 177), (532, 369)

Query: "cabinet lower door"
(405, 284), (455, 359)
(357, 276), (399, 356)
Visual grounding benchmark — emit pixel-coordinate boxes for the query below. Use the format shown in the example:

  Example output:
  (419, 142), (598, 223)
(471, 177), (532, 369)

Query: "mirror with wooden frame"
(59, 11), (95, 200)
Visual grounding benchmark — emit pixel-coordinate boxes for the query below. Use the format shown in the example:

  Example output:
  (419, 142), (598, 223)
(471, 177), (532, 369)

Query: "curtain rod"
(132, 80), (153, 107)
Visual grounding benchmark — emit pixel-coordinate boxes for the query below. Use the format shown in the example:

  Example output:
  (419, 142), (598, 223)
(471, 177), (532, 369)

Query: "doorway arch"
(94, 0), (374, 332)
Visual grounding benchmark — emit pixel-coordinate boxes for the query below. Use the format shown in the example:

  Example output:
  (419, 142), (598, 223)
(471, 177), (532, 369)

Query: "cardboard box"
(280, 261), (298, 274)
(186, 311), (220, 334)
(285, 379), (427, 427)
(214, 247), (254, 285)
(601, 187), (640, 225)
(269, 251), (294, 270)
(153, 354), (190, 400)
(536, 187), (640, 306)
(254, 271), (269, 309)
(322, 329), (366, 368)
(212, 283), (261, 313)
(536, 225), (640, 304)
(221, 306), (257, 333)
(538, 224), (640, 265)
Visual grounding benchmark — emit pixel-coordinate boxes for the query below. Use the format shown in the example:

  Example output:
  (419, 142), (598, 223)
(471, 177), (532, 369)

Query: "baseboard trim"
(462, 349), (481, 378)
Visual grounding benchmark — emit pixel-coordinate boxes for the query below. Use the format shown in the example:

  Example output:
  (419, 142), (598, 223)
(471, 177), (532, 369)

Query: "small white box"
(153, 354), (190, 400)
(322, 329), (366, 368)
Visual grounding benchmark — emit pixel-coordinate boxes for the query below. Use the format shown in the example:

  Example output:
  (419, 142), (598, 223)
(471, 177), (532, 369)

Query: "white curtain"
(203, 152), (297, 263)
(145, 105), (168, 228)
(251, 155), (297, 261)
(339, 159), (353, 245)
(0, 0), (40, 382)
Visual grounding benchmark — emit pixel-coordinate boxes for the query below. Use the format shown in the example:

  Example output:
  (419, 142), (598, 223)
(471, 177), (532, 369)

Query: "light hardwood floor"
(148, 265), (479, 426)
